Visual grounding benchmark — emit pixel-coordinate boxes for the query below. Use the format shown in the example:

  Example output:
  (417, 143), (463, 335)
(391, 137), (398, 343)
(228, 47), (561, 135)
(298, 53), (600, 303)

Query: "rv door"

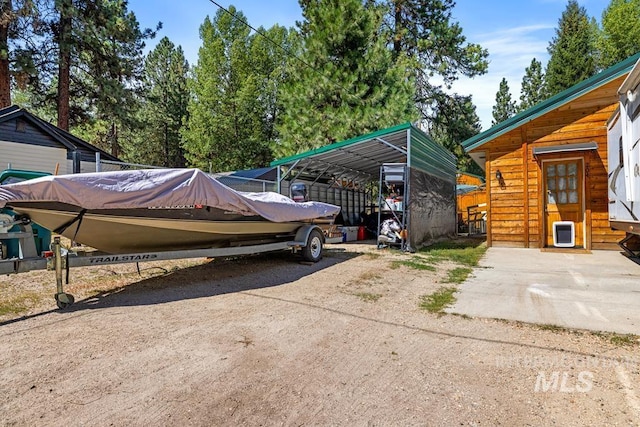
(621, 91), (640, 202)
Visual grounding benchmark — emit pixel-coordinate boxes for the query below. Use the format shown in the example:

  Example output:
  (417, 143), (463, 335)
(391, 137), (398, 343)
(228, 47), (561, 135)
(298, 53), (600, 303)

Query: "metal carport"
(270, 123), (457, 250)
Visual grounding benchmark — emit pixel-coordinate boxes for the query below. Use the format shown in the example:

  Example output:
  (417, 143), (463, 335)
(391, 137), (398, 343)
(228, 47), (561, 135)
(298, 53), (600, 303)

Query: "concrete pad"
(447, 248), (640, 335)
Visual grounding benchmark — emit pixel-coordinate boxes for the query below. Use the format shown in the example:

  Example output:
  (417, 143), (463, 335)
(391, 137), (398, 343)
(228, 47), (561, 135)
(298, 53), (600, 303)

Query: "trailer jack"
(51, 237), (74, 309)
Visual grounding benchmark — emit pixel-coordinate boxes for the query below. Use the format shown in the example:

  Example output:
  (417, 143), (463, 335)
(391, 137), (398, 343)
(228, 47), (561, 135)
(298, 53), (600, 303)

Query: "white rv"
(608, 58), (640, 254)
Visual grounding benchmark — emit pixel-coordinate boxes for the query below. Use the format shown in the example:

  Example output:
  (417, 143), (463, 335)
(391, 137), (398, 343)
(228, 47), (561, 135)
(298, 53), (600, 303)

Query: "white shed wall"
(0, 140), (67, 174)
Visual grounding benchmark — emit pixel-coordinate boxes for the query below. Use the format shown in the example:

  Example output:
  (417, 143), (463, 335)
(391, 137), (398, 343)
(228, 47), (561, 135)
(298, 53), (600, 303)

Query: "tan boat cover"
(0, 168), (340, 222)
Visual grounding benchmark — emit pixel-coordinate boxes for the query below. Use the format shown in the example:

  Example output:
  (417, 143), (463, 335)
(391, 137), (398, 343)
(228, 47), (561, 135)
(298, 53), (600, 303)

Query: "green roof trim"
(270, 122), (412, 166)
(462, 52), (640, 153)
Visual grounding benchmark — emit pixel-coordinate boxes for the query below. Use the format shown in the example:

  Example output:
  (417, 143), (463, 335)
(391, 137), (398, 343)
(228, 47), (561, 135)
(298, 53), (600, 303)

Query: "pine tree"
(182, 8), (279, 172)
(545, 0), (597, 97)
(64, 0), (158, 156)
(124, 37), (189, 167)
(11, 0), (158, 156)
(248, 25), (293, 150)
(0, 0), (47, 108)
(0, 0), (15, 107)
(519, 58), (545, 112)
(597, 0), (640, 69)
(492, 78), (516, 125)
(56, 0), (72, 130)
(429, 94), (483, 175)
(384, 0), (489, 122)
(276, 0), (416, 154)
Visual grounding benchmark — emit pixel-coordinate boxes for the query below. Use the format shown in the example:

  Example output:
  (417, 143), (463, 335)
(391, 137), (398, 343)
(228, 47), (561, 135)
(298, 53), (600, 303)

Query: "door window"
(547, 160), (579, 205)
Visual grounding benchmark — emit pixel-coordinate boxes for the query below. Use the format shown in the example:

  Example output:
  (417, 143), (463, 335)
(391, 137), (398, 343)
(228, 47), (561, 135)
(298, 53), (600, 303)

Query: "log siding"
(472, 93), (625, 249)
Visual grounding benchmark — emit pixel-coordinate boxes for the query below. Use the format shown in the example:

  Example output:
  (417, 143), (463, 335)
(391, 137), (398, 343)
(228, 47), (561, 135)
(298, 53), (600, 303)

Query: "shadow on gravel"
(0, 248), (361, 327)
(63, 248), (360, 313)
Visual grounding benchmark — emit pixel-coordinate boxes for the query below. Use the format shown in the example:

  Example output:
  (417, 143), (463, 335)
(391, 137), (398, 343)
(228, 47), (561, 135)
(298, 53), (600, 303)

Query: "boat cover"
(0, 168), (341, 222)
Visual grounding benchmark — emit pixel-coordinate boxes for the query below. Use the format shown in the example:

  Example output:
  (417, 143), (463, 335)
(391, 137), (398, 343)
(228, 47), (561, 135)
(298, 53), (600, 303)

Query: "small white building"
(0, 105), (119, 174)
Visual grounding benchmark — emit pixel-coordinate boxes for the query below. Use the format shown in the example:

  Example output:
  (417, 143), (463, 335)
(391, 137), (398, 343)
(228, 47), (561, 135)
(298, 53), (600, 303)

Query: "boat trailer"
(1, 221), (333, 309)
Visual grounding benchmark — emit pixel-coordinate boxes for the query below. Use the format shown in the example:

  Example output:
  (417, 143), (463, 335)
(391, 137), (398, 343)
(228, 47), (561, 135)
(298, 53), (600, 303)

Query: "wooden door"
(544, 159), (584, 247)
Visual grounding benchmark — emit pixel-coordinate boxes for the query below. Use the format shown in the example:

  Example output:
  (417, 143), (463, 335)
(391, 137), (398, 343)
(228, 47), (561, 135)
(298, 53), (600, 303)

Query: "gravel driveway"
(1, 243), (639, 425)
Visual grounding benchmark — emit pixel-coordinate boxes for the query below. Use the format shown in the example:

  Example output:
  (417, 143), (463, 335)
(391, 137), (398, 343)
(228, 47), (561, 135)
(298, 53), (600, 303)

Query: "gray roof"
(271, 123), (456, 185)
(0, 105), (119, 161)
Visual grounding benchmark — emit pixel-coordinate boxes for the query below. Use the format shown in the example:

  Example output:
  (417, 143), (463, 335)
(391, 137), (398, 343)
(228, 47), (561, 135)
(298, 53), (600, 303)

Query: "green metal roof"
(271, 123), (456, 184)
(462, 52), (640, 153)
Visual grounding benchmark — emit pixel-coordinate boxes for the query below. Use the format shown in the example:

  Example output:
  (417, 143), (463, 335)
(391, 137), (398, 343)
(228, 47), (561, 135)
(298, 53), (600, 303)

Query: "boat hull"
(11, 205), (305, 254)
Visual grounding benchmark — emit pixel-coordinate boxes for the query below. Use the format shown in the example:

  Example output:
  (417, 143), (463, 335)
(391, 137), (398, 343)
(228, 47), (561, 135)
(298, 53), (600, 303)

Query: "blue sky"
(130, 0), (613, 130)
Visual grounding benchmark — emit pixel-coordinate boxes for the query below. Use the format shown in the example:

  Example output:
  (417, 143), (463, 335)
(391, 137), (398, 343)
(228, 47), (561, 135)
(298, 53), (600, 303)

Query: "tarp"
(0, 168), (341, 223)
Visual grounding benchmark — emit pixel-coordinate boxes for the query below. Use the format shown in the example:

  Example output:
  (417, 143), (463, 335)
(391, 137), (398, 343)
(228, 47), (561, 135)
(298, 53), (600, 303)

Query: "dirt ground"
(1, 241), (640, 426)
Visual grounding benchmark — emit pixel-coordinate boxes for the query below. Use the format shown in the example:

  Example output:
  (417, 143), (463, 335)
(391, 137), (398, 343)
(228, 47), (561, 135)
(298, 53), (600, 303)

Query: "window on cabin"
(546, 160), (579, 205)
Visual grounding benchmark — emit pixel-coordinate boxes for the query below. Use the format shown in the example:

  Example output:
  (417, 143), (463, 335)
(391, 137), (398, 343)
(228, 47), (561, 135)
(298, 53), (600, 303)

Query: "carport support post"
(276, 166), (281, 194)
(377, 165), (383, 244)
(399, 164), (410, 252)
(72, 151), (81, 173)
(404, 129), (412, 252)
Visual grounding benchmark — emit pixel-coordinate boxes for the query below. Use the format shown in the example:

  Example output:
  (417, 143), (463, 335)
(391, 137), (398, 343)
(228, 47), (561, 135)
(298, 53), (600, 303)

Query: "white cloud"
(451, 24), (555, 129)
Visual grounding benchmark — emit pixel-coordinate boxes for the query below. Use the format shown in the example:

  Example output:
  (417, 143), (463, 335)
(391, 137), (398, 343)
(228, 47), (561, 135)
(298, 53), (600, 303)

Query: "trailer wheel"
(55, 292), (75, 310)
(302, 229), (323, 262)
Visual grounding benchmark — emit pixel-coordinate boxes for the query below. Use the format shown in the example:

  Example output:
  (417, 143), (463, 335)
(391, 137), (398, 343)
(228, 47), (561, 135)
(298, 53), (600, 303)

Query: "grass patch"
(390, 257), (436, 271)
(609, 334), (639, 346)
(349, 271), (382, 287)
(359, 271), (382, 282)
(536, 324), (566, 332)
(363, 252), (382, 260)
(443, 267), (473, 284)
(419, 287), (457, 313)
(418, 239), (487, 267)
(0, 292), (44, 316)
(354, 292), (382, 302)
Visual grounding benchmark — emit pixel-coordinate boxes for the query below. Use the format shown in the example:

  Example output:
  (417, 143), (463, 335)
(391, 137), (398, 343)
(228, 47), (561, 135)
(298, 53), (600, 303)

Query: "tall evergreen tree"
(429, 93), (483, 175)
(597, 0), (640, 69)
(56, 0), (72, 130)
(519, 58), (545, 112)
(545, 0), (597, 97)
(248, 24), (292, 151)
(0, 0), (15, 107)
(124, 37), (188, 167)
(182, 8), (277, 172)
(10, 0), (157, 156)
(276, 0), (416, 154)
(61, 0), (157, 156)
(492, 78), (516, 125)
(382, 0), (489, 122)
(0, 0), (47, 108)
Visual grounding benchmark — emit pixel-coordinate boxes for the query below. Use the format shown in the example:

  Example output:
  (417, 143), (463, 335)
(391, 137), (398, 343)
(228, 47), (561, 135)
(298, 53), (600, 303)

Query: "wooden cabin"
(462, 54), (640, 250)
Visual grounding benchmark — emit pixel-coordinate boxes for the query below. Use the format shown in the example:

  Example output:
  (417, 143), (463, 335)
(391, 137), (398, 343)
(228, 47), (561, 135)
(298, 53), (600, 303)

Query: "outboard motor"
(290, 182), (308, 202)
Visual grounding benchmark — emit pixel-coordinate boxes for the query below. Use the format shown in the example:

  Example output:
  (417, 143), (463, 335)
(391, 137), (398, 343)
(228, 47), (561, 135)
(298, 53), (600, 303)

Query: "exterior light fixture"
(495, 169), (502, 181)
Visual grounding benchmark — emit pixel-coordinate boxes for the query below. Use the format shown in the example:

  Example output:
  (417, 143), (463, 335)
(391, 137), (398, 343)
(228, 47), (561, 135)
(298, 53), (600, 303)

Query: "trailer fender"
(292, 224), (324, 247)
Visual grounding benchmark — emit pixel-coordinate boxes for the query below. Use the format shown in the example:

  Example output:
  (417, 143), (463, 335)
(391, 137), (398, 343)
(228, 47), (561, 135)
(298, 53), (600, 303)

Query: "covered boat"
(0, 168), (340, 254)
